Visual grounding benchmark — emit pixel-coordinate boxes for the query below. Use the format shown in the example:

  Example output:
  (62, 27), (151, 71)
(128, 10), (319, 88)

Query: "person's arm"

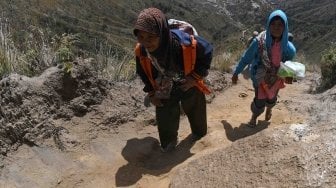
(283, 41), (296, 61)
(232, 39), (258, 84)
(136, 56), (163, 107)
(234, 39), (258, 75)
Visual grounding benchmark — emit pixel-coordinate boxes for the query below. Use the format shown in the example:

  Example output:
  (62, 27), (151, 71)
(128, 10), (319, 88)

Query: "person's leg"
(181, 88), (207, 139)
(156, 97), (180, 150)
(249, 90), (267, 127)
(265, 90), (278, 121)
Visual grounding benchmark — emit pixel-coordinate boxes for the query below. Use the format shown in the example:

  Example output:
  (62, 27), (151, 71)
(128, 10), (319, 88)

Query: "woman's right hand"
(144, 92), (163, 107)
(149, 95), (163, 107)
(232, 74), (238, 84)
(284, 77), (293, 84)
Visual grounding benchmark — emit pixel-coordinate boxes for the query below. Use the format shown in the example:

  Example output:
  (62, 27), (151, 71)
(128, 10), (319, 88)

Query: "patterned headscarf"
(134, 8), (172, 68)
(134, 8), (163, 36)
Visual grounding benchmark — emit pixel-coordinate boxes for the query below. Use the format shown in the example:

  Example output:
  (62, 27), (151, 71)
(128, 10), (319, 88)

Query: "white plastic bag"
(277, 62), (295, 78)
(284, 61), (305, 79)
(277, 61), (305, 79)
(168, 19), (198, 36)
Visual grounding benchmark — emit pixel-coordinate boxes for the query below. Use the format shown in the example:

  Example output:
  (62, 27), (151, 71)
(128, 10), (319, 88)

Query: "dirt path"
(1, 76), (308, 188)
(129, 77), (306, 188)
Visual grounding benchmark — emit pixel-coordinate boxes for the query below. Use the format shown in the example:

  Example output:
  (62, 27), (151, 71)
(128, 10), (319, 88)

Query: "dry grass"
(0, 0), (333, 81)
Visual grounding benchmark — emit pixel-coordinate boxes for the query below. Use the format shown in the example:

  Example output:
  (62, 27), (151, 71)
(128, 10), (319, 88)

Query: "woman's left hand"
(179, 76), (198, 91)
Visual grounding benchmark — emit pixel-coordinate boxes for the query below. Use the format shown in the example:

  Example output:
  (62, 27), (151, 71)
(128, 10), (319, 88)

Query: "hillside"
(0, 0), (275, 78)
(1, 0), (334, 78)
(0, 0), (271, 50)
(0, 2), (335, 186)
(281, 0), (336, 62)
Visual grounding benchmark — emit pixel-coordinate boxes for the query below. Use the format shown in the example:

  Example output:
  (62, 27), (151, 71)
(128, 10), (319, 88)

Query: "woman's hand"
(179, 76), (198, 91)
(149, 95), (163, 107)
(232, 74), (238, 84)
(144, 92), (163, 107)
(284, 77), (293, 84)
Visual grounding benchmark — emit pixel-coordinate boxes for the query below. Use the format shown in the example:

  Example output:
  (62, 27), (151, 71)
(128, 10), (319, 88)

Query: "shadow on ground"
(115, 135), (196, 187)
(222, 120), (270, 141)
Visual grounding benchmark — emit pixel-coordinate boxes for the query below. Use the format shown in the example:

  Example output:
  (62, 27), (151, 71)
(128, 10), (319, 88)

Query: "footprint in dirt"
(115, 135), (197, 187)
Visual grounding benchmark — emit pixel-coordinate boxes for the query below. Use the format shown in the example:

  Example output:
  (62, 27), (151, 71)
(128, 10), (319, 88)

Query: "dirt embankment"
(0, 60), (335, 188)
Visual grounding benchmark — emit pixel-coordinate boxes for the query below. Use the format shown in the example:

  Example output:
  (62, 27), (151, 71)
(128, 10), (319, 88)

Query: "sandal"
(265, 108), (272, 121)
(247, 117), (257, 128)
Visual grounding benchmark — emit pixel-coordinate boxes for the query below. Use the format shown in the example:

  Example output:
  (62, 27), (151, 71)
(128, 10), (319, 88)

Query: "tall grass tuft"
(0, 50), (11, 77)
(95, 46), (136, 81)
(212, 51), (235, 73)
(0, 18), (56, 77)
(211, 41), (245, 73)
(0, 17), (137, 81)
(0, 18), (17, 78)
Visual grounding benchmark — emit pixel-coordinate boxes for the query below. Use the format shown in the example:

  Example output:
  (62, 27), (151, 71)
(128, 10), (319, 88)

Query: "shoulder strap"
(182, 35), (197, 75)
(135, 43), (141, 57)
(256, 31), (266, 56)
(171, 29), (197, 75)
(135, 43), (158, 90)
(256, 31), (272, 70)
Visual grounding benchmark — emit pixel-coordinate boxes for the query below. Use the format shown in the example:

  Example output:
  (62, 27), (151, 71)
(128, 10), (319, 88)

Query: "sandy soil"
(0, 74), (312, 188)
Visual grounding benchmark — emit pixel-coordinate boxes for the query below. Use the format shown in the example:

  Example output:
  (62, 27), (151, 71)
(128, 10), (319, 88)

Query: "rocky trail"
(0, 61), (335, 188)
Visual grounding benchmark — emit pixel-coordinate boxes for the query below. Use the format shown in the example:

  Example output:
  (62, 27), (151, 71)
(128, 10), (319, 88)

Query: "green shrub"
(20, 49), (41, 76)
(319, 45), (336, 91)
(52, 33), (78, 64)
(55, 47), (75, 63)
